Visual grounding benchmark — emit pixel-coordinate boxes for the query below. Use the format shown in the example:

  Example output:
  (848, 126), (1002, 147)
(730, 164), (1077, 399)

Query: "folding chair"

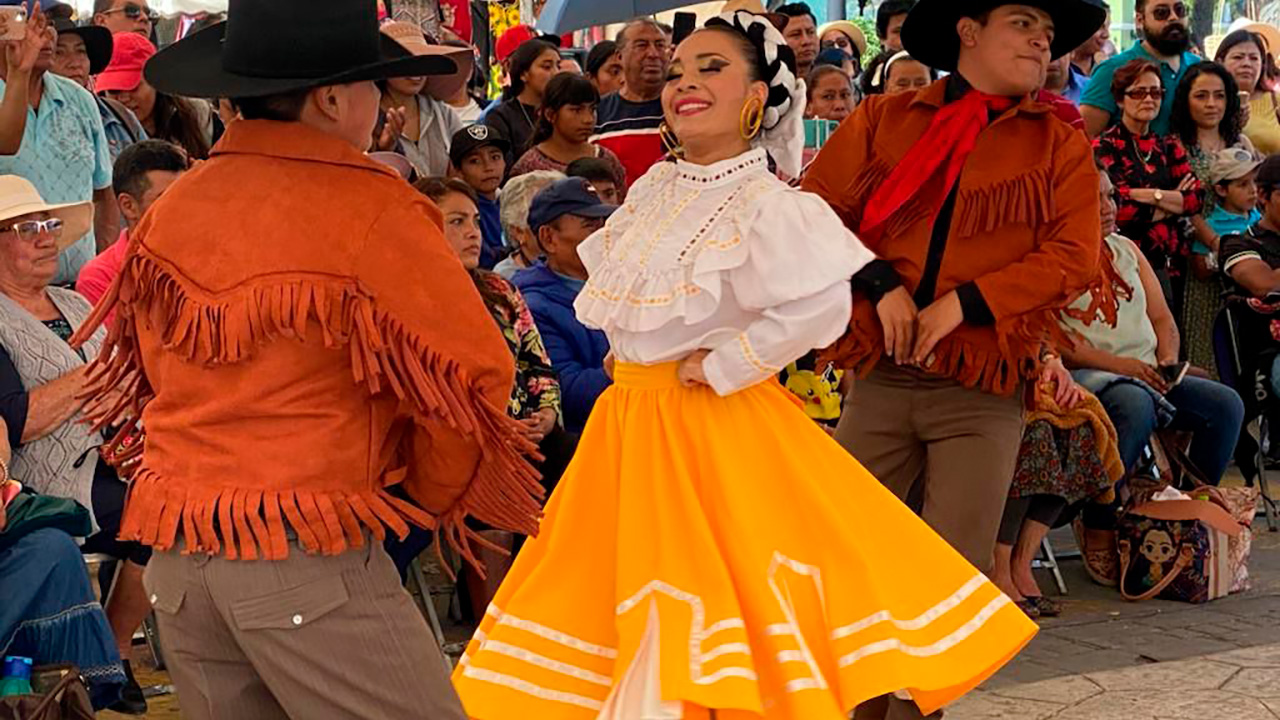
(1212, 304), (1279, 530)
(1031, 538), (1068, 595)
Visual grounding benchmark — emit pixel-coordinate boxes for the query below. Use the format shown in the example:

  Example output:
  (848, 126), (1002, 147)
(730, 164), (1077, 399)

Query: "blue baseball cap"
(527, 178), (617, 235)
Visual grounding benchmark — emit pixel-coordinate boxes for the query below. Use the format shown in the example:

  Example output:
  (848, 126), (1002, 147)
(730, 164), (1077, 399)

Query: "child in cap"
(1206, 146), (1265, 244)
(450, 124), (510, 269)
(511, 178), (616, 434)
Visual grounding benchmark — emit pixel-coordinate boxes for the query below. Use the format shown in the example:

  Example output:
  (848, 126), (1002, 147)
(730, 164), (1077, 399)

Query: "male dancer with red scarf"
(803, 3), (1108, 717)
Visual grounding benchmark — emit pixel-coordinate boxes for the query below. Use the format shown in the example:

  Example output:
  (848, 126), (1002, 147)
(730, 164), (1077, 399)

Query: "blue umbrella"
(535, 0), (694, 34)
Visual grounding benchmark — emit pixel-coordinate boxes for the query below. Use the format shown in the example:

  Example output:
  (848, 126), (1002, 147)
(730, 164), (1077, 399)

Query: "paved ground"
(104, 478), (1280, 719)
(950, 514), (1280, 719)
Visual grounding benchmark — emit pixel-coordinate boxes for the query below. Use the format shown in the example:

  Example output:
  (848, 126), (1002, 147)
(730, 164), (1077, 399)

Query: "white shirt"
(575, 149), (874, 396)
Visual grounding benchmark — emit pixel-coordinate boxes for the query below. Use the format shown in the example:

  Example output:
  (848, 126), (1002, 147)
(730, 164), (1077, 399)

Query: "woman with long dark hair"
(508, 73), (627, 194)
(96, 33), (212, 160)
(400, 177), (573, 615)
(1171, 61), (1252, 375)
(1215, 28), (1280, 155)
(485, 39), (561, 161)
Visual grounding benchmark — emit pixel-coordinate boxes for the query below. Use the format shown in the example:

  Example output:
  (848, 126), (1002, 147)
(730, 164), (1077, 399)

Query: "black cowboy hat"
(901, 0), (1107, 72)
(49, 17), (112, 76)
(143, 0), (457, 99)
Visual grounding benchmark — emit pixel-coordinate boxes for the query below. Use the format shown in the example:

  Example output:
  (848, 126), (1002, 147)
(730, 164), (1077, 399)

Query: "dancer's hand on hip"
(678, 350), (711, 388)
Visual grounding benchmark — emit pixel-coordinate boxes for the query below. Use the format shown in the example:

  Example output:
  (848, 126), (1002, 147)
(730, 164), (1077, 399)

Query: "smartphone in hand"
(0, 7), (26, 42)
(1160, 361), (1190, 391)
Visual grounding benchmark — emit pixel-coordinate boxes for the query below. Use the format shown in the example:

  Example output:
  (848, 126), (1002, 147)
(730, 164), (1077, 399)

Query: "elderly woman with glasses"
(1094, 58), (1203, 309)
(0, 176), (153, 714)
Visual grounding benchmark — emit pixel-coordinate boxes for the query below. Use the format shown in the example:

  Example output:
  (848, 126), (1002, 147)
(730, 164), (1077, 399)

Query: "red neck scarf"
(859, 90), (1019, 237)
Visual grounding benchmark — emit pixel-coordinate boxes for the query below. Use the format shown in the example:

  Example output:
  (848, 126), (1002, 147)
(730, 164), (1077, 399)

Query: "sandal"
(1028, 595), (1062, 618)
(1014, 598), (1041, 619)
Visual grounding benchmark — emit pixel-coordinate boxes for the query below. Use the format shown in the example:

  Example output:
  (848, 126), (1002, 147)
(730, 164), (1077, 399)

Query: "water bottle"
(0, 656), (32, 696)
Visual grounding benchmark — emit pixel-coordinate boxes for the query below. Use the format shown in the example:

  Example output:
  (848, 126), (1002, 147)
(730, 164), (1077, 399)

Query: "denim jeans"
(1095, 375), (1245, 484)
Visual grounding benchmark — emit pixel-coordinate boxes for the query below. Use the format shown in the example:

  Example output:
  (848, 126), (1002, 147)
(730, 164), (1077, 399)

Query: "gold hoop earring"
(740, 97), (765, 140)
(659, 121), (684, 158)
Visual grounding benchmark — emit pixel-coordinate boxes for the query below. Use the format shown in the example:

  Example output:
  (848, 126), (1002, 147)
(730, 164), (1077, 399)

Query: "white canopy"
(69, 0), (228, 16)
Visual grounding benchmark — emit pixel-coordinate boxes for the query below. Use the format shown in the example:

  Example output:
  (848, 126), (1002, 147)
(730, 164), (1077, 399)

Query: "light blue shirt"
(97, 95), (146, 164)
(1081, 43), (1200, 136)
(0, 73), (112, 284)
(1203, 206), (1262, 255)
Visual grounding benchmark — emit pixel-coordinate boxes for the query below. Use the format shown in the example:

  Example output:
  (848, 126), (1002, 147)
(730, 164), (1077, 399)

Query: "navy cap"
(528, 178), (617, 235)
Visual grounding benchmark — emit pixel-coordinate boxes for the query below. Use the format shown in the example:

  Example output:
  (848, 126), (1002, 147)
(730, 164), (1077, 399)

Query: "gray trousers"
(144, 537), (465, 720)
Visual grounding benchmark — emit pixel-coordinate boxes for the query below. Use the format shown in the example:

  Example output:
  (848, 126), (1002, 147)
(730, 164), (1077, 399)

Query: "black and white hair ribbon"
(705, 10), (808, 177)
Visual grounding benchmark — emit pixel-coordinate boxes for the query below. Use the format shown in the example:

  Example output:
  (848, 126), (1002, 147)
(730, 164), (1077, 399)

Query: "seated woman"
(1060, 167), (1244, 485)
(387, 178), (575, 616)
(992, 363), (1124, 619)
(0, 416), (126, 710)
(0, 176), (151, 714)
(860, 48), (935, 97)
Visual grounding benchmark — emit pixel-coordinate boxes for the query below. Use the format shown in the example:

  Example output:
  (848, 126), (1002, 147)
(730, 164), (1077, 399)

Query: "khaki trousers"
(144, 537), (465, 720)
(836, 364), (1024, 720)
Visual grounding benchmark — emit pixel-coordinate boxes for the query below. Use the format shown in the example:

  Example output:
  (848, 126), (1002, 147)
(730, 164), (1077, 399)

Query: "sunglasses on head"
(1125, 87), (1166, 100)
(103, 3), (158, 22)
(1151, 3), (1188, 21)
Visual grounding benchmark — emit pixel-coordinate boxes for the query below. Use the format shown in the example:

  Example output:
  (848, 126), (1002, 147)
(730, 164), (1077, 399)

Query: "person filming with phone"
(1058, 165), (1244, 485)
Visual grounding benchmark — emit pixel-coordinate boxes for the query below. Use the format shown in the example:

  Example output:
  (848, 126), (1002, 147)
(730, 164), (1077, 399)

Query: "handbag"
(1117, 493), (1242, 603)
(0, 489), (92, 553)
(0, 668), (95, 720)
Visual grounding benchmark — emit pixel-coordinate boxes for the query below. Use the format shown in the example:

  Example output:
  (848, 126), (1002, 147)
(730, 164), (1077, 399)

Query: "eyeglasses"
(100, 3), (158, 23)
(5, 218), (63, 241)
(1125, 88), (1166, 100)
(1151, 3), (1188, 21)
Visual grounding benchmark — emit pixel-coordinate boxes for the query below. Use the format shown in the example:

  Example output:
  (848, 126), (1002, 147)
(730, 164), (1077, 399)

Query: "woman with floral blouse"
(1095, 59), (1203, 312)
(400, 178), (574, 618)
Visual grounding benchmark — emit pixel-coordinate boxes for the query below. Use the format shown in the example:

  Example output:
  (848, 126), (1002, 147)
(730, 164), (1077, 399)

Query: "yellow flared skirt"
(453, 363), (1036, 719)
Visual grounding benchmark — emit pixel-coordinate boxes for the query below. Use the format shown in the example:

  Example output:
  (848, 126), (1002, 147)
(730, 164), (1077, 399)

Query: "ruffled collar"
(674, 148), (769, 188)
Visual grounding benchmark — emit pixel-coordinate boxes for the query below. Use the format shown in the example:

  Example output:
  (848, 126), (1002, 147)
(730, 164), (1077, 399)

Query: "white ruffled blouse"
(575, 148), (875, 396)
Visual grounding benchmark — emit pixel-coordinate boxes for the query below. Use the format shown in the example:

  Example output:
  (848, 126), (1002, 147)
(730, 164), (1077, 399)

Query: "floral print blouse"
(1093, 124), (1203, 270)
(478, 271), (562, 421)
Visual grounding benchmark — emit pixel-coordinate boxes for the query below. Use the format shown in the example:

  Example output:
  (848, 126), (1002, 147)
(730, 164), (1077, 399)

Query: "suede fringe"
(71, 248), (544, 565)
(953, 165), (1053, 238)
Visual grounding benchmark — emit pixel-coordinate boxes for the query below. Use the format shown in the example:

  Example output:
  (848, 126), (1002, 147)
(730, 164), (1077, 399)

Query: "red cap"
(95, 32), (156, 93)
(496, 24), (537, 64)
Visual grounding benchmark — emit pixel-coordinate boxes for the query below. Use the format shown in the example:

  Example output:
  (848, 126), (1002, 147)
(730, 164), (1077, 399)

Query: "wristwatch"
(1153, 189), (1164, 202)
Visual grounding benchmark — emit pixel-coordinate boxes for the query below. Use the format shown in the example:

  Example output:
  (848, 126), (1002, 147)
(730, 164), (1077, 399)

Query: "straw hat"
(721, 0), (766, 14)
(1206, 18), (1280, 61)
(0, 176), (92, 252)
(818, 20), (867, 57)
(380, 21), (475, 101)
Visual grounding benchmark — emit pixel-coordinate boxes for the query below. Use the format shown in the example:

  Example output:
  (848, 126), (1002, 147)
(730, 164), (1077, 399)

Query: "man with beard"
(1081, 0), (1197, 138)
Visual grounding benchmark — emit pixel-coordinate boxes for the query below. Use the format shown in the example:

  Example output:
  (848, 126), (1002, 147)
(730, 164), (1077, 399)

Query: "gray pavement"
(949, 518), (1280, 718)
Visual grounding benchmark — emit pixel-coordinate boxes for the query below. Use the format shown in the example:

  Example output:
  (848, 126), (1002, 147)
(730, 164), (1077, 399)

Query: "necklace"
(1132, 136), (1156, 167)
(517, 100), (536, 133)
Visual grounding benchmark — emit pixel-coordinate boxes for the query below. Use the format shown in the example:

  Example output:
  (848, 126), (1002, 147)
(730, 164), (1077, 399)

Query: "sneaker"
(109, 659), (148, 715)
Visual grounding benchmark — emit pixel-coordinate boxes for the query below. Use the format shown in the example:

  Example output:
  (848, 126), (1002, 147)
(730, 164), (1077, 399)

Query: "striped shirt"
(592, 92), (664, 189)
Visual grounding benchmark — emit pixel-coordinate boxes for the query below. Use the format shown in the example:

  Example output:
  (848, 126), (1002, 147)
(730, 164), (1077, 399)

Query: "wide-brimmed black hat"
(143, 0), (457, 99)
(901, 0), (1107, 72)
(50, 17), (112, 76)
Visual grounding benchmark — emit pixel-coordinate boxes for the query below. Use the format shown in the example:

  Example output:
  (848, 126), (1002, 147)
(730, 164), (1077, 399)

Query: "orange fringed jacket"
(802, 79), (1114, 396)
(72, 120), (543, 564)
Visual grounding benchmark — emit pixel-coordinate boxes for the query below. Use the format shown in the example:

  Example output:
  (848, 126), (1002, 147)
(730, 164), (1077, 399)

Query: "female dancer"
(453, 12), (1037, 719)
